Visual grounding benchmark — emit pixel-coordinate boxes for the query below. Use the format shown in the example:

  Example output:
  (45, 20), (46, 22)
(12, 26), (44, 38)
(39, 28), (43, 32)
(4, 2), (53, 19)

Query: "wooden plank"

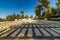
(0, 29), (15, 38)
(36, 25), (40, 27)
(18, 28), (26, 37)
(56, 28), (60, 31)
(40, 25), (44, 27)
(29, 24), (32, 27)
(46, 28), (60, 36)
(39, 28), (51, 36)
(33, 25), (36, 27)
(9, 28), (21, 37)
(34, 28), (42, 36)
(25, 25), (28, 27)
(51, 28), (60, 34)
(0, 29), (10, 35)
(27, 28), (33, 37)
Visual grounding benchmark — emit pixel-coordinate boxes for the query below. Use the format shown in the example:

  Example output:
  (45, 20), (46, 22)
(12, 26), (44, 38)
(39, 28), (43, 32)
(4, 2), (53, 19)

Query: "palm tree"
(21, 10), (24, 18)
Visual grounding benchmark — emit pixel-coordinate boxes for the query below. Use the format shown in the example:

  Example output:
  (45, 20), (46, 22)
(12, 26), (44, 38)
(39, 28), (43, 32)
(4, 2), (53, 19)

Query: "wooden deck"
(0, 23), (60, 40)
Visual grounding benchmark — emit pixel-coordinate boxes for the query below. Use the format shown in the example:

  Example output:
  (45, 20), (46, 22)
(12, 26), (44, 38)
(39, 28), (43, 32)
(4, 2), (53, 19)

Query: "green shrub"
(47, 18), (60, 21)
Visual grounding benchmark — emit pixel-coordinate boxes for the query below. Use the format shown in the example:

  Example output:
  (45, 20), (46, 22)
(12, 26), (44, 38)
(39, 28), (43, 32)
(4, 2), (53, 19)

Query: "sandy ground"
(0, 19), (37, 31)
(0, 19), (60, 32)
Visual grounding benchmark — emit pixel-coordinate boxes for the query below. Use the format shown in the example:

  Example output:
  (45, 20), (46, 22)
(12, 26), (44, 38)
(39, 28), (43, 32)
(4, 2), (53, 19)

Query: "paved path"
(0, 23), (60, 40)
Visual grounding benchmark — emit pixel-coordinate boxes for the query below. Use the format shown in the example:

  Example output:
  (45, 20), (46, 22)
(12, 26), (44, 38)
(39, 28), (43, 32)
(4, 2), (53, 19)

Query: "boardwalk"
(0, 22), (60, 40)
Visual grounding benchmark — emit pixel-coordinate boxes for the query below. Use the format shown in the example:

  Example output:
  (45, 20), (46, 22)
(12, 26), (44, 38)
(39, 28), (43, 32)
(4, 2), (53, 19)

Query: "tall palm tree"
(21, 10), (24, 18)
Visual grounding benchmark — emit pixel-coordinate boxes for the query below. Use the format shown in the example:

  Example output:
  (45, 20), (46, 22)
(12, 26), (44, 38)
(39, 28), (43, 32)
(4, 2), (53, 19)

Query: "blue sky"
(0, 0), (57, 18)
